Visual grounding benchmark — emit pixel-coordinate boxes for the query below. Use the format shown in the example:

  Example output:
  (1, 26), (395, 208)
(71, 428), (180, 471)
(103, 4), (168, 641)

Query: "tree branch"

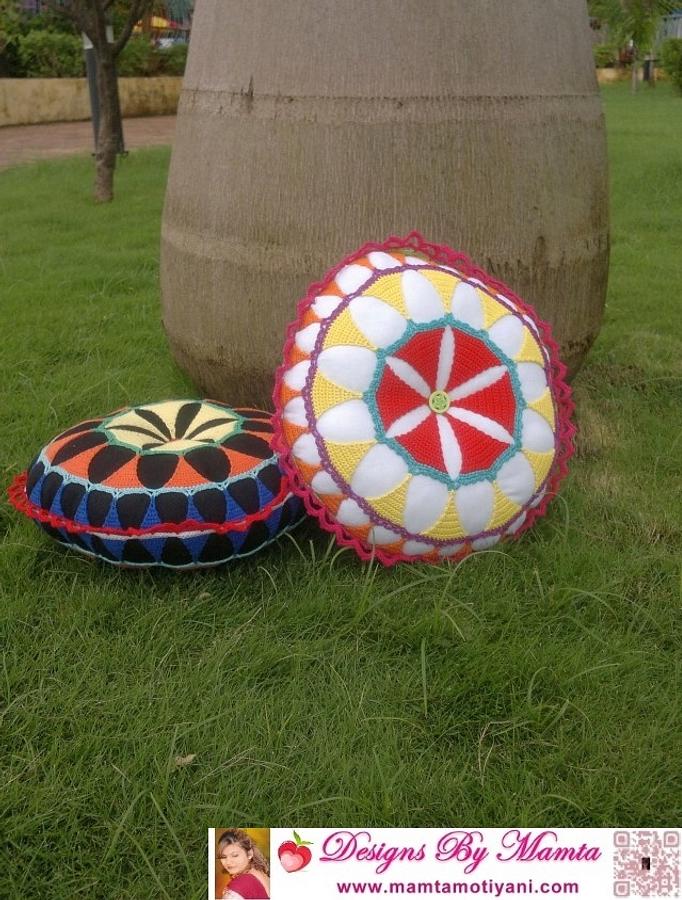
(112, 0), (153, 57)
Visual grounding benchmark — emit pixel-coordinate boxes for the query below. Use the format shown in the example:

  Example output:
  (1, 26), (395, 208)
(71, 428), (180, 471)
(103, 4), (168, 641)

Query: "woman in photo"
(217, 829), (270, 899)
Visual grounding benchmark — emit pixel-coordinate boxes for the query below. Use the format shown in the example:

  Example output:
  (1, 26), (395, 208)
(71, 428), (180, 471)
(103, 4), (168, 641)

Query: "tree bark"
(161, 0), (610, 404)
(94, 50), (120, 203)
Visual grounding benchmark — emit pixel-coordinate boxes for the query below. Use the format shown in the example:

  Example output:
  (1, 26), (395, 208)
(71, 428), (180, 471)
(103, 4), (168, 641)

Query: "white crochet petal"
(295, 323), (320, 354)
(316, 399), (376, 442)
(451, 281), (484, 330)
(336, 263), (373, 294)
(404, 475), (449, 533)
(521, 408), (555, 453)
(488, 314), (525, 358)
(455, 481), (494, 535)
(317, 345), (377, 393)
(283, 360), (310, 391)
(351, 444), (408, 498)
(402, 269), (445, 322)
(517, 362), (548, 402)
(496, 452), (536, 506)
(349, 295), (407, 348)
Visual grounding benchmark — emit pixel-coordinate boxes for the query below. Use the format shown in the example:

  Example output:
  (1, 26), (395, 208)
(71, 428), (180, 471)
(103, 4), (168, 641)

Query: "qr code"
(613, 830), (680, 897)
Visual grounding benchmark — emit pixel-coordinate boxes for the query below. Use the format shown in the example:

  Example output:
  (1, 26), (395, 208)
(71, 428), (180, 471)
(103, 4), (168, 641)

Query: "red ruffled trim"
(271, 231), (576, 567)
(7, 471), (292, 538)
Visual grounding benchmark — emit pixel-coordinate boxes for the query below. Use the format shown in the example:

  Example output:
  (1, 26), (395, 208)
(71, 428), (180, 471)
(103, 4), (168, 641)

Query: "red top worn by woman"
(222, 871), (270, 899)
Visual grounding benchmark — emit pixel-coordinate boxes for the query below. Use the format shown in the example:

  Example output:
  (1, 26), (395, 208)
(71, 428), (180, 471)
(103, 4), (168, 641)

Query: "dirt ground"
(0, 116), (176, 170)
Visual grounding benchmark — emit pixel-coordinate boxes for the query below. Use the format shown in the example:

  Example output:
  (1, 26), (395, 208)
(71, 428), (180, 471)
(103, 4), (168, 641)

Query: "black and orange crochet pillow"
(8, 400), (303, 568)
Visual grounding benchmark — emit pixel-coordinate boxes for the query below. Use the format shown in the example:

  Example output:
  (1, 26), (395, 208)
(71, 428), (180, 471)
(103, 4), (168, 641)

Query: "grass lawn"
(1, 82), (681, 897)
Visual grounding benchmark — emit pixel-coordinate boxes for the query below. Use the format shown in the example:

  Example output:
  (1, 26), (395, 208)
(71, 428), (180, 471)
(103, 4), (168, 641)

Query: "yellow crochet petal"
(325, 440), (375, 483)
(366, 476), (410, 525)
(522, 448), (555, 489)
(527, 389), (556, 429)
(478, 288), (509, 329)
(515, 329), (545, 365)
(322, 308), (376, 351)
(424, 493), (468, 540)
(488, 484), (522, 531)
(310, 372), (361, 418)
(361, 271), (408, 317)
(420, 269), (460, 307)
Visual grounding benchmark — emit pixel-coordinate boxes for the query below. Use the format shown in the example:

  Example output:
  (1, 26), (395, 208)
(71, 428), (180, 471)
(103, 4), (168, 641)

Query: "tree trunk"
(631, 57), (639, 93)
(161, 0), (610, 406)
(94, 51), (120, 203)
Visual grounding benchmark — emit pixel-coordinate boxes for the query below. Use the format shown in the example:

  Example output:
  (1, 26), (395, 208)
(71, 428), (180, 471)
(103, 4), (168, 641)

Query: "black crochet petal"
(88, 445), (136, 484)
(116, 493), (151, 529)
(55, 419), (103, 440)
(193, 488), (227, 524)
(199, 532), (234, 564)
(122, 540), (155, 565)
(52, 430), (108, 466)
(277, 499), (292, 532)
(155, 491), (189, 525)
(40, 472), (63, 511)
(86, 490), (113, 527)
(238, 522), (270, 556)
(137, 454), (178, 490)
(60, 482), (86, 521)
(26, 460), (45, 498)
(228, 478), (260, 515)
(68, 530), (91, 553)
(161, 538), (193, 567)
(40, 522), (65, 543)
(134, 407), (172, 440)
(185, 446), (230, 483)
(243, 419), (274, 434)
(185, 417), (236, 440)
(257, 463), (282, 497)
(174, 402), (201, 438)
(90, 534), (117, 561)
(223, 433), (272, 460)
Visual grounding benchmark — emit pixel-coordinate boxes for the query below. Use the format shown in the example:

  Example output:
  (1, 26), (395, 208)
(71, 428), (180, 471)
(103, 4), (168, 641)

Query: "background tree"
(161, 0), (610, 404)
(48, 0), (154, 202)
(589, 0), (676, 91)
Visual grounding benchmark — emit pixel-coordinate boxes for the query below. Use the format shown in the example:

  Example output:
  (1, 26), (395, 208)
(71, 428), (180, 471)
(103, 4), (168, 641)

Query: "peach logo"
(278, 831), (313, 873)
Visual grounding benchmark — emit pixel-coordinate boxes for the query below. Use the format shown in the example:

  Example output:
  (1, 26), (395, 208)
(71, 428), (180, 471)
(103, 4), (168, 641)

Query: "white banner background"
(209, 827), (680, 900)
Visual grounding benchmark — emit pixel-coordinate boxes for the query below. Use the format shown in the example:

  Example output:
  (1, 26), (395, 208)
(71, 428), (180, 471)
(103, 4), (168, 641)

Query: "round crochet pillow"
(8, 400), (303, 568)
(273, 233), (574, 565)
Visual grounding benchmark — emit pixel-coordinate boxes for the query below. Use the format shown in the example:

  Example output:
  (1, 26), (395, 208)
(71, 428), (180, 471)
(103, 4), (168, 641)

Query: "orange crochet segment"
(273, 232), (575, 566)
(8, 400), (304, 569)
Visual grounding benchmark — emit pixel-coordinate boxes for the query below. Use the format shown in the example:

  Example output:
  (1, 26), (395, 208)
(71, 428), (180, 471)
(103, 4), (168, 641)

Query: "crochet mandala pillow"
(8, 400), (303, 568)
(273, 233), (574, 565)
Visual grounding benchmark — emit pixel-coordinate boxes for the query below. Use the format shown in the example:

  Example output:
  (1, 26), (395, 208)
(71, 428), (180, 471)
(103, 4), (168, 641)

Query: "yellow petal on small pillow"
(478, 289), (510, 329)
(367, 476), (410, 524)
(361, 271), (409, 317)
(323, 308), (377, 351)
(420, 269), (460, 307)
(325, 440), (376, 484)
(487, 484), (522, 531)
(522, 448), (555, 490)
(527, 389), (556, 429)
(423, 493), (468, 540)
(311, 372), (361, 418)
(515, 328), (546, 365)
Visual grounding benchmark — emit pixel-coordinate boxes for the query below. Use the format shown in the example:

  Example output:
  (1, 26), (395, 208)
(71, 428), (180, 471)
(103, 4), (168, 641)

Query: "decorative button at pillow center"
(428, 391), (450, 414)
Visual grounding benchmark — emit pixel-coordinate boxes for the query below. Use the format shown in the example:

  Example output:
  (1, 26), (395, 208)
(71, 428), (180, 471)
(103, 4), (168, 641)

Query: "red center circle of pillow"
(375, 326), (518, 477)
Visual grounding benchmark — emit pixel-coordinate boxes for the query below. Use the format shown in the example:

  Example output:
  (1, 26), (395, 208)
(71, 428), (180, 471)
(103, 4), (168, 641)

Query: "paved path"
(0, 116), (177, 170)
